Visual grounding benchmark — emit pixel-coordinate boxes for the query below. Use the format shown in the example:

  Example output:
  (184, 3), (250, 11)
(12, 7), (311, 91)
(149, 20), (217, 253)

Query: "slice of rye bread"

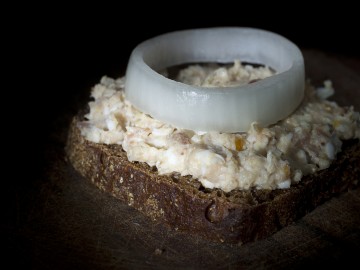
(66, 114), (360, 244)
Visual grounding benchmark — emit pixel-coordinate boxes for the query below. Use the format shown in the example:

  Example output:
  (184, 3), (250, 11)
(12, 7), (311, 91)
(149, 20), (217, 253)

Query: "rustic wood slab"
(5, 50), (360, 269)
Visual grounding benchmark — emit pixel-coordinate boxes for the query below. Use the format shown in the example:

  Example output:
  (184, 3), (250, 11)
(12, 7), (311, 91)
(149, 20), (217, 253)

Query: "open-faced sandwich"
(66, 28), (360, 244)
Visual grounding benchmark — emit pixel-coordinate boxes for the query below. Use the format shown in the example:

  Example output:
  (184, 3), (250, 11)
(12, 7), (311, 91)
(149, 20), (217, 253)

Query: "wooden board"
(5, 50), (360, 269)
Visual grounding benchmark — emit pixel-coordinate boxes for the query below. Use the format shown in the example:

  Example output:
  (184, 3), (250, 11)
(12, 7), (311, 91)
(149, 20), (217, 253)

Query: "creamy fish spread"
(79, 61), (360, 192)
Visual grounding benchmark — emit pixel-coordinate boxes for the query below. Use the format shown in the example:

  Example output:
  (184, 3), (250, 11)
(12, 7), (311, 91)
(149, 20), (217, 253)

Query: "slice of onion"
(125, 27), (304, 132)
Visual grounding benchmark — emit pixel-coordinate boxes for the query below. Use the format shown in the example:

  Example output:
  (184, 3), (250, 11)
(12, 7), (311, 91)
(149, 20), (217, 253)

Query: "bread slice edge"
(66, 115), (360, 244)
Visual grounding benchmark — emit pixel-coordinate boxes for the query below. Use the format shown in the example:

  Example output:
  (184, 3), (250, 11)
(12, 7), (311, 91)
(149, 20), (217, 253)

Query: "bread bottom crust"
(66, 116), (360, 244)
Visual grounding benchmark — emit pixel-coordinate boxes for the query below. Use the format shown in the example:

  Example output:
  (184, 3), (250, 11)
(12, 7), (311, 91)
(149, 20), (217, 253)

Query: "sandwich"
(66, 28), (360, 244)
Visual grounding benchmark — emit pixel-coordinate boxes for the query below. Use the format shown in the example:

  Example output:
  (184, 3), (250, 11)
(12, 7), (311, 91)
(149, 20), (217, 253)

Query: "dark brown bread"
(66, 115), (360, 244)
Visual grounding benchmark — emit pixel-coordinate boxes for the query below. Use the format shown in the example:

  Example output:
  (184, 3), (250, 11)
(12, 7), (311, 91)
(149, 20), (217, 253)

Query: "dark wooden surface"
(4, 50), (360, 269)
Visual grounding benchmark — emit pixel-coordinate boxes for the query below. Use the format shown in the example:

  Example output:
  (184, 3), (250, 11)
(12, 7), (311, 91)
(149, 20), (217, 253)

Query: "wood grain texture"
(5, 50), (360, 269)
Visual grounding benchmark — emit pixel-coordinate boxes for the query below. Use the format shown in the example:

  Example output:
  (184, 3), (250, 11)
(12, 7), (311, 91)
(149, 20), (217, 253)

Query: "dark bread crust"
(66, 116), (360, 244)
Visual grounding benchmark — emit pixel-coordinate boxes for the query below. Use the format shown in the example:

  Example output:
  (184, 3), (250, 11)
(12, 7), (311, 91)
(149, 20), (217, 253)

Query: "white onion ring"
(125, 27), (304, 132)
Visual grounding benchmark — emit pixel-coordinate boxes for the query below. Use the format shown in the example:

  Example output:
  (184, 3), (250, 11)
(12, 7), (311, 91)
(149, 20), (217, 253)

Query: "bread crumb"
(128, 193), (134, 206)
(154, 248), (164, 255)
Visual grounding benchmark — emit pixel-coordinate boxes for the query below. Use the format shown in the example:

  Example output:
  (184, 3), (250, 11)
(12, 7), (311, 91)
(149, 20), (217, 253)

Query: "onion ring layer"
(125, 27), (304, 132)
